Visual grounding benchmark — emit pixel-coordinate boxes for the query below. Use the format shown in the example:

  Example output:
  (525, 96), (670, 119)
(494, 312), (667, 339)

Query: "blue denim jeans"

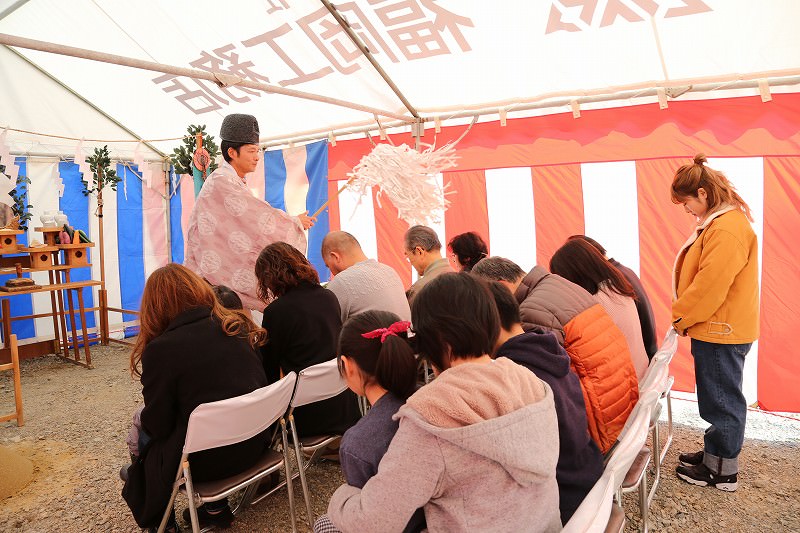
(691, 339), (751, 475)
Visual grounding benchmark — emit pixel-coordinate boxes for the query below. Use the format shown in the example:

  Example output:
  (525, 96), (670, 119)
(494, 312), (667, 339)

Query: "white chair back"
(562, 471), (616, 533)
(638, 357), (669, 396)
(606, 389), (658, 487)
(184, 372), (297, 454)
(291, 359), (348, 409)
(655, 329), (678, 364)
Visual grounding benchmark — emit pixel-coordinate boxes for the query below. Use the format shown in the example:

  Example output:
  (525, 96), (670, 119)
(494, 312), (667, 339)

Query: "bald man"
(321, 231), (411, 323)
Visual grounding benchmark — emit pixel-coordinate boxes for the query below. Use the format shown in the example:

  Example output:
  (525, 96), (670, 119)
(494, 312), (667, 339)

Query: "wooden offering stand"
(0, 229), (24, 254)
(0, 263), (41, 292)
(60, 243), (94, 267)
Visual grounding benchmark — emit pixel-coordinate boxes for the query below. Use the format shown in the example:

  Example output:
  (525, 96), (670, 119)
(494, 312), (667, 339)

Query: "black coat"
(261, 282), (361, 437)
(129, 307), (269, 527)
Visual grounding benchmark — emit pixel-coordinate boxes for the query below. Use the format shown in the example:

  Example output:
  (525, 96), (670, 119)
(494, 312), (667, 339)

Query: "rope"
(3, 126), (183, 144)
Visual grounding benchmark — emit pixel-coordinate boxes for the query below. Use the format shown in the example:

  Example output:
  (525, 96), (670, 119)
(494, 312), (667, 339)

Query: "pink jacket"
(328, 357), (562, 532)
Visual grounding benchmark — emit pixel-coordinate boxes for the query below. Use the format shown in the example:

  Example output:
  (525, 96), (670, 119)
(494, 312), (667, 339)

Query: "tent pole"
(0, 0), (30, 22)
(3, 45), (166, 159)
(0, 33), (411, 123)
(261, 74), (800, 149)
(320, 0), (419, 119)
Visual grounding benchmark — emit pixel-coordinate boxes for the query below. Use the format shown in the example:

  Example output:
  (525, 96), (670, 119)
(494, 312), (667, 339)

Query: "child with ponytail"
(314, 310), (425, 533)
(671, 154), (759, 491)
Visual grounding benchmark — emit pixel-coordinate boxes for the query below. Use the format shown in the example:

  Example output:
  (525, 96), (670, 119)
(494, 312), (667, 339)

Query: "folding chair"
(607, 389), (659, 533)
(157, 372), (299, 533)
(649, 329), (678, 467)
(285, 359), (349, 528)
(637, 356), (670, 506)
(562, 472), (622, 533)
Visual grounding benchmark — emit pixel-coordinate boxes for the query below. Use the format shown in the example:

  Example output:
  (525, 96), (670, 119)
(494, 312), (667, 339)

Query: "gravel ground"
(1, 344), (799, 532)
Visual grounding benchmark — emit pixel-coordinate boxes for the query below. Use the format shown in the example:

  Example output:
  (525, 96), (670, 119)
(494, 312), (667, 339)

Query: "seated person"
(447, 231), (488, 272)
(255, 242), (361, 437)
(121, 264), (270, 532)
(487, 281), (603, 524)
(550, 239), (649, 379)
(472, 256), (638, 453)
(325, 273), (561, 533)
(403, 225), (453, 302)
(321, 231), (411, 322)
(570, 234), (659, 359)
(314, 310), (425, 533)
(212, 284), (244, 310)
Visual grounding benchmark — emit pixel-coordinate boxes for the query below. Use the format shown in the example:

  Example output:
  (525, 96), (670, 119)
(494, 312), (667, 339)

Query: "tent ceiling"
(1, 0), (799, 158)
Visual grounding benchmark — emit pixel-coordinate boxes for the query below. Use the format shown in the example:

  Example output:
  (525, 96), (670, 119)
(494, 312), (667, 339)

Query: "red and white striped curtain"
(325, 93), (800, 413)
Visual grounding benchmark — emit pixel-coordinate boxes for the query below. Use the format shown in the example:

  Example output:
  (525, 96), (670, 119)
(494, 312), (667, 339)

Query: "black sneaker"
(676, 462), (738, 491)
(182, 504), (234, 529)
(678, 450), (704, 466)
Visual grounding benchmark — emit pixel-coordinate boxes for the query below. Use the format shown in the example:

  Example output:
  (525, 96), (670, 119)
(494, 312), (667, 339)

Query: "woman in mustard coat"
(670, 154), (759, 492)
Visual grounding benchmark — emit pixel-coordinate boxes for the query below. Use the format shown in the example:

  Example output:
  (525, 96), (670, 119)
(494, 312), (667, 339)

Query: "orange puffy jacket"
(563, 304), (639, 453)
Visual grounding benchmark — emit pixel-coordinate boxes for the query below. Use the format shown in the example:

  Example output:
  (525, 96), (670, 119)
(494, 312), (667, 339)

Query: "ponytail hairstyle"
(338, 311), (418, 400)
(671, 153), (753, 222)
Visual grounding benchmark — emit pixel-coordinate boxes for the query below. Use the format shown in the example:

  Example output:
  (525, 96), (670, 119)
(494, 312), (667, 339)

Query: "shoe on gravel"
(678, 450), (704, 466)
(676, 462), (738, 491)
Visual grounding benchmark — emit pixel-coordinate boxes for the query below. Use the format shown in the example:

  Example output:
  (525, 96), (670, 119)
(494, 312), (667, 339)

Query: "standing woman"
(671, 154), (759, 491)
(549, 239), (648, 380)
(255, 242), (361, 438)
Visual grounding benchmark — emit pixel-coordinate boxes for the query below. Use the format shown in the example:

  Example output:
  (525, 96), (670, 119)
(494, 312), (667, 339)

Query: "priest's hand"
(297, 211), (316, 230)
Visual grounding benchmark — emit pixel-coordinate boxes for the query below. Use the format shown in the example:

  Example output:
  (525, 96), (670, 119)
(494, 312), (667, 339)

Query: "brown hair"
(448, 231), (488, 272)
(671, 153), (753, 222)
(549, 239), (636, 299)
(130, 263), (266, 377)
(255, 242), (319, 300)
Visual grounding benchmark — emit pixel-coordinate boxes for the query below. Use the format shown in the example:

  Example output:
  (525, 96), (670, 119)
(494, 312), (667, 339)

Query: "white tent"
(1, 0), (800, 411)
(2, 0), (799, 157)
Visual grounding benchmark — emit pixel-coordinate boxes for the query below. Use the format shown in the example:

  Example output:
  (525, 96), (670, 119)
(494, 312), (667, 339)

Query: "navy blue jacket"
(496, 330), (604, 524)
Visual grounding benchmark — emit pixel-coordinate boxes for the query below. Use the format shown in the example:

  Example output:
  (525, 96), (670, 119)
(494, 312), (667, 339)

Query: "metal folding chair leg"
(289, 415), (315, 528)
(648, 419), (660, 507)
(281, 418), (299, 533)
(661, 390), (674, 465)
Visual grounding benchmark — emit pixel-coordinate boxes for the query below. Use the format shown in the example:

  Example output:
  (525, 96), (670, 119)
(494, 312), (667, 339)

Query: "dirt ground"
(1, 343), (799, 532)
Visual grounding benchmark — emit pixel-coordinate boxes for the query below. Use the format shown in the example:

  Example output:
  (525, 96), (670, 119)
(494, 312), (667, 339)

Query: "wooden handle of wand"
(310, 177), (355, 219)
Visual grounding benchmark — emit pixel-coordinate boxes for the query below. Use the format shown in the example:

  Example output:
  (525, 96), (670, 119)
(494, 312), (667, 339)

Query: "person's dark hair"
(448, 232), (488, 272)
(549, 239), (635, 298)
(671, 153), (753, 222)
(568, 235), (606, 257)
(221, 140), (248, 163)
(471, 256), (526, 283)
(404, 225), (441, 252)
(338, 311), (417, 400)
(486, 281), (521, 331)
(255, 242), (319, 300)
(411, 272), (500, 371)
(213, 285), (243, 310)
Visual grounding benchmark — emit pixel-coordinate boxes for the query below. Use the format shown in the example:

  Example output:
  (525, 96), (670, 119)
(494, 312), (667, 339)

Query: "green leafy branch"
(81, 145), (121, 196)
(10, 174), (32, 231)
(170, 124), (220, 176)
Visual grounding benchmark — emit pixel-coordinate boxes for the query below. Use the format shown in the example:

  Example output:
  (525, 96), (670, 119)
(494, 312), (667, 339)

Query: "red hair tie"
(361, 321), (411, 343)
